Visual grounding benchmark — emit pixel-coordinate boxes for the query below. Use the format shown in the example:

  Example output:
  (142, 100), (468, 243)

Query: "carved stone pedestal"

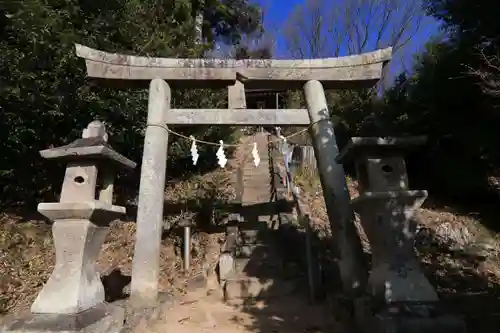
(354, 297), (466, 333)
(1, 121), (135, 333)
(2, 304), (124, 333)
(353, 191), (437, 303)
(338, 136), (466, 333)
(32, 202), (126, 314)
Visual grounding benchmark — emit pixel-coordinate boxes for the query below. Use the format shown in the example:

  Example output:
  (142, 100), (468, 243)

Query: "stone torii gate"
(74, 44), (392, 306)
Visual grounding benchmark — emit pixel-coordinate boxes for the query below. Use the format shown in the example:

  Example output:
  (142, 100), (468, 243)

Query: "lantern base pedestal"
(1, 303), (124, 333)
(38, 201), (125, 227)
(354, 297), (466, 333)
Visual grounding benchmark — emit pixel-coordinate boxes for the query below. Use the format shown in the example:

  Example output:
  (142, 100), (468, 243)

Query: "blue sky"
(250, 0), (442, 78)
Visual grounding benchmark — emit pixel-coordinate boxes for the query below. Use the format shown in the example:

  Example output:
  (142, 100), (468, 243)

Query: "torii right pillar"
(337, 136), (466, 333)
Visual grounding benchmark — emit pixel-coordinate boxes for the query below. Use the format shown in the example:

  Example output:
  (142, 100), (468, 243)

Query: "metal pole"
(183, 226), (191, 273)
(304, 215), (316, 304)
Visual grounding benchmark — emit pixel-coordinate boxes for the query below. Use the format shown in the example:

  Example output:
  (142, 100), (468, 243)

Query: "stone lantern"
(3, 121), (136, 333)
(337, 136), (465, 333)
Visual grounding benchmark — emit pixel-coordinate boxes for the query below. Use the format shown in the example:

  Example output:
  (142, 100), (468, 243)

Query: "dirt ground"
(145, 287), (341, 333)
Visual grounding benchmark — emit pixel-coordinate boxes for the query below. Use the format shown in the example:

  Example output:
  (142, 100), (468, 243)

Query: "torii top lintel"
(74, 44), (392, 90)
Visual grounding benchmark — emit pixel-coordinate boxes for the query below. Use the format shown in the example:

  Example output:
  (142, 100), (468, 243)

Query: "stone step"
(223, 275), (302, 301)
(242, 190), (271, 195)
(242, 166), (269, 170)
(235, 243), (276, 258)
(242, 171), (269, 174)
(218, 243), (281, 281)
(241, 184), (270, 187)
(242, 192), (271, 197)
(242, 184), (270, 188)
(242, 180), (269, 184)
(244, 161), (269, 165)
(238, 220), (269, 230)
(233, 257), (282, 276)
(242, 180), (270, 184)
(241, 195), (271, 200)
(241, 189), (271, 194)
(243, 167), (269, 171)
(241, 193), (271, 197)
(235, 244), (281, 263)
(241, 184), (271, 189)
(239, 227), (274, 244)
(241, 198), (272, 205)
(253, 217), (274, 226)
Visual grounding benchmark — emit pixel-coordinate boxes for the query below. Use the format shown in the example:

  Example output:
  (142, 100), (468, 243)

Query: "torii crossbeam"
(75, 44), (391, 89)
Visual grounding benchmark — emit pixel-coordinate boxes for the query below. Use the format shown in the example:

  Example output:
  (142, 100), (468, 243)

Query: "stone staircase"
(220, 132), (303, 302)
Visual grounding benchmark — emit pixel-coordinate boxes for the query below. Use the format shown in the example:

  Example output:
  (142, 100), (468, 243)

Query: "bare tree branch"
(281, 0), (424, 92)
(467, 48), (500, 99)
(283, 0), (424, 59)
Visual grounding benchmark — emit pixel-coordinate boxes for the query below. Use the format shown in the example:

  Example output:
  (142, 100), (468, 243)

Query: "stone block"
(39, 137), (135, 170)
(186, 273), (208, 292)
(1, 304), (124, 333)
(371, 314), (466, 333)
(239, 229), (260, 244)
(228, 81), (246, 109)
(235, 244), (275, 259)
(336, 136), (427, 165)
(222, 225), (238, 253)
(37, 202), (125, 226)
(352, 191), (437, 303)
(31, 219), (110, 314)
(117, 293), (175, 333)
(354, 298), (466, 333)
(239, 227), (272, 244)
(359, 157), (410, 192)
(218, 252), (235, 282)
(232, 257), (282, 277)
(360, 311), (467, 333)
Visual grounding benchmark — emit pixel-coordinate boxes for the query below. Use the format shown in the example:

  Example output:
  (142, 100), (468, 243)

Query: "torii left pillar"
(131, 79), (171, 306)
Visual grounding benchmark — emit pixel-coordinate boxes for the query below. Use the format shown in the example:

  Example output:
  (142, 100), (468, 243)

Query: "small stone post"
(337, 136), (465, 333)
(304, 80), (368, 295)
(183, 223), (191, 273)
(131, 78), (171, 306)
(2, 121), (136, 333)
(228, 80), (246, 109)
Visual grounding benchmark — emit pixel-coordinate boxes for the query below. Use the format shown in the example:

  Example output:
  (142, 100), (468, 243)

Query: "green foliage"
(372, 0), (500, 198)
(0, 0), (266, 206)
(203, 0), (263, 45)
